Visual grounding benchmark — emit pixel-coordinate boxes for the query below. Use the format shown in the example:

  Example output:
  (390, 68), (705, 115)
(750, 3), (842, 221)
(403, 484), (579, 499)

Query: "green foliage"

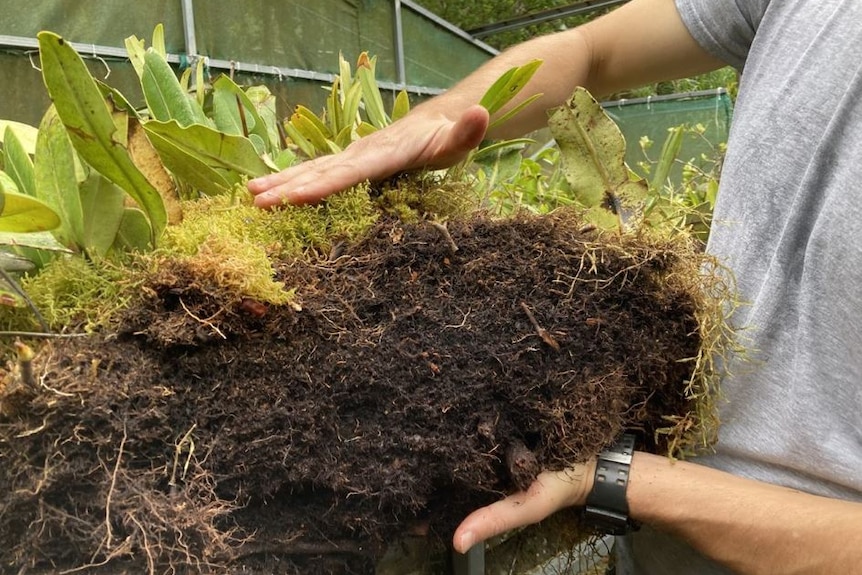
(2, 256), (133, 332)
(637, 123), (724, 242)
(547, 88), (648, 230)
(479, 59), (544, 131)
(38, 31), (167, 244)
(0, 190), (61, 235)
(284, 52), (412, 159)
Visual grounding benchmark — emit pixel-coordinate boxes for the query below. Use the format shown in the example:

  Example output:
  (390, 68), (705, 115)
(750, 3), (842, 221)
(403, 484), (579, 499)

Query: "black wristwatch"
(582, 433), (638, 535)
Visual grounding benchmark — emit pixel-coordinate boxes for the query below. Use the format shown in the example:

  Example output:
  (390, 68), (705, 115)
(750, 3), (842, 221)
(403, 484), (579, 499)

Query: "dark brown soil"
(0, 212), (703, 574)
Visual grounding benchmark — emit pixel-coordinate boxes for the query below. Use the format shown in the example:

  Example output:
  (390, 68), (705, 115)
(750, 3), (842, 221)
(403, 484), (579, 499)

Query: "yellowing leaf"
(547, 88), (647, 230)
(0, 190), (61, 233)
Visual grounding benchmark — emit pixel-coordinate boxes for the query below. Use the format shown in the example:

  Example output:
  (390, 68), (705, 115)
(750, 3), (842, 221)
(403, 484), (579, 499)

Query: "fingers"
(248, 154), (366, 208)
(426, 105), (490, 169)
(247, 105), (491, 207)
(452, 464), (593, 554)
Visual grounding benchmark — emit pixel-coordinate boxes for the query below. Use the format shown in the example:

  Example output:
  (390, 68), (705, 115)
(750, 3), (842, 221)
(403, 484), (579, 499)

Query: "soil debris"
(0, 211), (710, 574)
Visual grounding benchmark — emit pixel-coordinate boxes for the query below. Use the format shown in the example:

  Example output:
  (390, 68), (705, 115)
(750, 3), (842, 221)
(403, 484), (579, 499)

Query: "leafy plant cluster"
(0, 23), (724, 335)
(0, 27), (434, 329)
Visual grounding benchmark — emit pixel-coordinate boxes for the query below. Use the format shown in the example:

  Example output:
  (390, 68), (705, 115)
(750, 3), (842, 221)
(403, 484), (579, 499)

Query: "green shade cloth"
(0, 0), (493, 125)
(605, 89), (734, 186)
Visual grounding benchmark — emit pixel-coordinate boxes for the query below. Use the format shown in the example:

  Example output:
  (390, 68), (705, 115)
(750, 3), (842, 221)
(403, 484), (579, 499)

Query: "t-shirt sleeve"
(674, 0), (770, 69)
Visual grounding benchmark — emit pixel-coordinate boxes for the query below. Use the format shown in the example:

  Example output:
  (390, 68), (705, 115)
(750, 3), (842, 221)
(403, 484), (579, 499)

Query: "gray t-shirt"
(617, 0), (862, 572)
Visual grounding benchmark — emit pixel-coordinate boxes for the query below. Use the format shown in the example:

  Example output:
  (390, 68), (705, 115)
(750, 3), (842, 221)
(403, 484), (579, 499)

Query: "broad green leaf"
(548, 88), (647, 226)
(143, 129), (232, 196)
(356, 53), (389, 129)
(246, 85), (281, 152)
(391, 90), (410, 123)
(143, 119), (271, 192)
(334, 125), (354, 150)
(272, 149), (297, 171)
(290, 108), (331, 154)
(127, 117), (182, 225)
(480, 59), (542, 116)
(79, 173), (126, 257)
(356, 121), (377, 138)
(283, 120), (317, 159)
(342, 82), (364, 132)
(0, 120), (38, 155)
(38, 31), (167, 242)
(212, 85), (245, 136)
(473, 138), (535, 162)
(34, 107), (84, 247)
(151, 23), (166, 59)
(3, 126), (36, 196)
(194, 57), (206, 108)
(473, 141), (528, 191)
(0, 190), (62, 233)
(124, 34), (147, 78)
(0, 251), (35, 273)
(326, 78), (343, 135)
(0, 230), (71, 252)
(112, 207), (152, 253)
(142, 49), (208, 127)
(651, 125), (685, 192)
(212, 75), (271, 154)
(0, 171), (18, 206)
(338, 52), (354, 102)
(488, 93), (543, 131)
(96, 80), (141, 119)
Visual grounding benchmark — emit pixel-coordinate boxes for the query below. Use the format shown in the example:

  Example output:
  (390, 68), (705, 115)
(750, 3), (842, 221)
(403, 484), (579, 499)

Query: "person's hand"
(452, 460), (596, 554)
(247, 104), (490, 208)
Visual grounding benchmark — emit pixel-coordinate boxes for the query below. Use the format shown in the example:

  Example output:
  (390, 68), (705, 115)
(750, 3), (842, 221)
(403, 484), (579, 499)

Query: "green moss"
(2, 256), (136, 334)
(149, 187), (380, 305)
(163, 187), (378, 260)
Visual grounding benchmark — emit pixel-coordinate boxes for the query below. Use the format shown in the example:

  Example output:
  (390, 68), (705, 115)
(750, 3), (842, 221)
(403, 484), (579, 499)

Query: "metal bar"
(467, 0), (629, 38)
(180, 0), (198, 57)
(0, 34), (181, 64)
(602, 88), (728, 109)
(0, 34), (445, 97)
(452, 544), (485, 575)
(393, 0), (407, 87)
(401, 0), (499, 55)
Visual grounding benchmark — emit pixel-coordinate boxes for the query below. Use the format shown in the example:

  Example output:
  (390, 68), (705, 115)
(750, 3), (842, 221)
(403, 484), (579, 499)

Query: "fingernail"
(458, 530), (475, 552)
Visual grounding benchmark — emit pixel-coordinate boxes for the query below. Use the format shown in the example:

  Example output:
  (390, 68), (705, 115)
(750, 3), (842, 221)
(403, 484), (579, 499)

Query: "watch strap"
(582, 433), (637, 535)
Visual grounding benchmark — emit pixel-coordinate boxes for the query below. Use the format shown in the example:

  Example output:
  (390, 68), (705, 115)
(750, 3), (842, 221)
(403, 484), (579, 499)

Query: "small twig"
(519, 301), (560, 351)
(429, 221), (459, 255)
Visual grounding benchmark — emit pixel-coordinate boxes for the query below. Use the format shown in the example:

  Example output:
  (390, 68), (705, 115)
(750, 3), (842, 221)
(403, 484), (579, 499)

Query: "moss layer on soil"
(0, 211), (718, 574)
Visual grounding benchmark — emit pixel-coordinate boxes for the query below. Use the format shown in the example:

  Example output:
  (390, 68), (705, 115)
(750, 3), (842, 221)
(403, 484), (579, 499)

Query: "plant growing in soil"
(0, 27), (735, 575)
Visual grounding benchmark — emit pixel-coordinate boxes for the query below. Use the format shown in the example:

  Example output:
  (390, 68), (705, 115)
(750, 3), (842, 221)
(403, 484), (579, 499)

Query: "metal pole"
(452, 544), (485, 575)
(180, 0), (198, 57)
(393, 0), (407, 87)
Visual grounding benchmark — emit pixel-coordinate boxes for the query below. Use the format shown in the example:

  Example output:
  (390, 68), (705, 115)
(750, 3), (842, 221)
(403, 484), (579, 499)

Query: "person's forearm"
(413, 30), (593, 139)
(412, 0), (725, 139)
(629, 452), (862, 574)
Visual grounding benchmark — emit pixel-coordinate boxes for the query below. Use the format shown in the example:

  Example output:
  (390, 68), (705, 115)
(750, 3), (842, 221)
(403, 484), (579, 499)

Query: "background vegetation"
(417, 0), (738, 98)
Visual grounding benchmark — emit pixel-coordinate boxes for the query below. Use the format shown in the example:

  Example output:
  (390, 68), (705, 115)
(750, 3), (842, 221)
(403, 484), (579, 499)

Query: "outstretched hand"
(452, 461), (595, 554)
(247, 104), (490, 208)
